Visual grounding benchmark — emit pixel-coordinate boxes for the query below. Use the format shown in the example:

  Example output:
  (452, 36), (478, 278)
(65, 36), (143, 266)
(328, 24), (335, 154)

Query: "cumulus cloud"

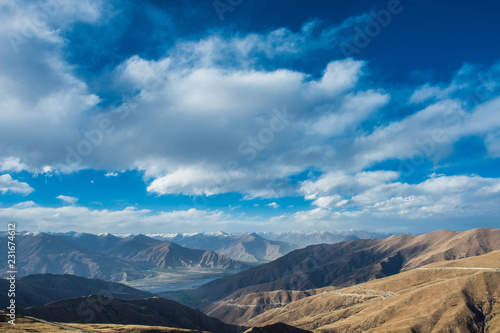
(0, 0), (102, 173)
(266, 202), (280, 208)
(298, 172), (500, 220)
(56, 195), (79, 204)
(0, 174), (34, 195)
(1, 1), (500, 231)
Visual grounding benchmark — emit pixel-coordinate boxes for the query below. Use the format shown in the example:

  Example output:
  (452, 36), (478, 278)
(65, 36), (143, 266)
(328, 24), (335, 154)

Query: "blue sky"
(1, 0), (500, 233)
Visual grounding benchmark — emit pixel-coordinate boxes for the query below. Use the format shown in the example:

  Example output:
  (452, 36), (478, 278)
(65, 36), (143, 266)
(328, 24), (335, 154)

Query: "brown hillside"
(244, 250), (500, 332)
(196, 228), (500, 305)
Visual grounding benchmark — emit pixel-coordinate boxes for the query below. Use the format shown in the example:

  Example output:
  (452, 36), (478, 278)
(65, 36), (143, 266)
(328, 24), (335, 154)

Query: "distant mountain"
(0, 232), (149, 281)
(196, 228), (500, 303)
(119, 237), (250, 270)
(53, 231), (123, 253)
(0, 232), (249, 281)
(257, 230), (392, 248)
(0, 273), (153, 309)
(160, 232), (297, 262)
(18, 296), (239, 333)
(53, 230), (392, 264)
(58, 232), (249, 270)
(244, 249), (500, 332)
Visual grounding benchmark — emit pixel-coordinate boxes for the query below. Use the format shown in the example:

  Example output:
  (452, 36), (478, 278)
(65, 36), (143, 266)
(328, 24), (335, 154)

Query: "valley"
(125, 267), (248, 293)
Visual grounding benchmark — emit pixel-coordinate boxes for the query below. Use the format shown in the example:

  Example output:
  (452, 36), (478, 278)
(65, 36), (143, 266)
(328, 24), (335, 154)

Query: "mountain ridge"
(196, 228), (500, 304)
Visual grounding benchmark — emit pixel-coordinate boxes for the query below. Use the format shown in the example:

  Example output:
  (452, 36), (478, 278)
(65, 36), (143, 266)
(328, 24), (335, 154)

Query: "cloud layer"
(1, 0), (500, 232)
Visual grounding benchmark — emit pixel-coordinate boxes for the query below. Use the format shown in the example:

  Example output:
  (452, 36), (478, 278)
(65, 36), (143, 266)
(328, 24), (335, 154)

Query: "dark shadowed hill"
(0, 273), (153, 309)
(0, 310), (209, 332)
(18, 296), (239, 333)
(196, 228), (500, 303)
(243, 322), (311, 333)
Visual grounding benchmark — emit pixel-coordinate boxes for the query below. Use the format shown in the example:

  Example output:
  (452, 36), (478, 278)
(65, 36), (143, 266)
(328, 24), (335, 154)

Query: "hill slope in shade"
(197, 228), (500, 303)
(18, 296), (239, 333)
(244, 322), (312, 333)
(244, 249), (500, 332)
(0, 311), (210, 332)
(0, 273), (154, 309)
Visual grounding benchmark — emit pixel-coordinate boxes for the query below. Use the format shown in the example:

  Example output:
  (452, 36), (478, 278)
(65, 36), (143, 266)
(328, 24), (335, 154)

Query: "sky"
(1, 0), (500, 234)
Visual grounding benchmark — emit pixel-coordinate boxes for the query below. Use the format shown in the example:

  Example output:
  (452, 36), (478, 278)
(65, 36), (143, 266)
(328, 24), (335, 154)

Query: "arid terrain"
(241, 250), (500, 332)
(2, 228), (500, 332)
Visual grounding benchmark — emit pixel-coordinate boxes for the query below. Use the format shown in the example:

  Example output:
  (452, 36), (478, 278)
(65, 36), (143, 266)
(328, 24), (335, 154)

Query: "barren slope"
(197, 228), (500, 304)
(244, 250), (500, 332)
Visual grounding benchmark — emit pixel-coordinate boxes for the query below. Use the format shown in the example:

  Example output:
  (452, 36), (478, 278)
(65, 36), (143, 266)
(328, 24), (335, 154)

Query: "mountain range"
(146, 230), (390, 262)
(256, 230), (392, 248)
(0, 232), (249, 281)
(158, 232), (297, 262)
(2, 228), (500, 332)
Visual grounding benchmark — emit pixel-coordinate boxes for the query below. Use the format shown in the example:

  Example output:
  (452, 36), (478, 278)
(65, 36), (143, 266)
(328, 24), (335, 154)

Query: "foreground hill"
(18, 296), (239, 333)
(243, 249), (500, 332)
(197, 228), (500, 303)
(0, 311), (210, 332)
(244, 322), (312, 333)
(0, 273), (153, 309)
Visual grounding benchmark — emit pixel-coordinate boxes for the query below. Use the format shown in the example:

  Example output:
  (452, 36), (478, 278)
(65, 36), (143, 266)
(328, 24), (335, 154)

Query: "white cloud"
(104, 172), (119, 177)
(56, 195), (79, 204)
(266, 202), (280, 208)
(300, 172), (500, 220)
(0, 174), (34, 195)
(0, 204), (234, 233)
(1, 1), (500, 231)
(312, 195), (348, 209)
(0, 0), (102, 174)
(307, 90), (389, 136)
(0, 157), (29, 172)
(13, 201), (38, 208)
